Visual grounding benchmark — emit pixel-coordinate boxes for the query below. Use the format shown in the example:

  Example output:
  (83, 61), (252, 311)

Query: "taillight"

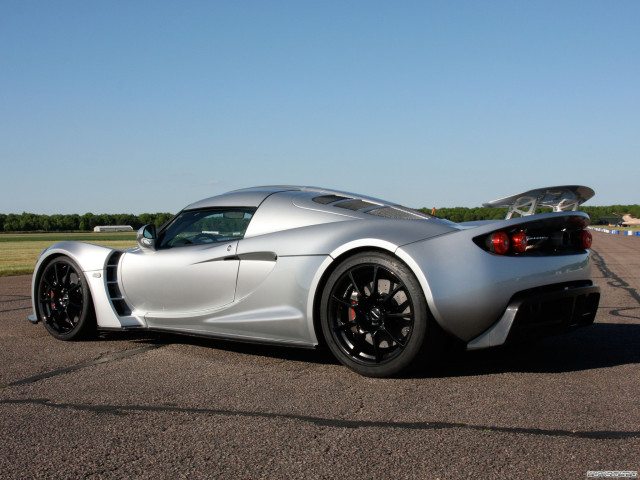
(578, 230), (592, 249)
(488, 232), (510, 254)
(476, 223), (590, 256)
(511, 231), (528, 253)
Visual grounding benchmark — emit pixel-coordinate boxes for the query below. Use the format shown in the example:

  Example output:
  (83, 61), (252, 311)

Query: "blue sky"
(1, 1), (638, 214)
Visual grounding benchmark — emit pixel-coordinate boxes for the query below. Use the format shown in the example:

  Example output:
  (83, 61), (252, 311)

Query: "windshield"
(157, 208), (256, 248)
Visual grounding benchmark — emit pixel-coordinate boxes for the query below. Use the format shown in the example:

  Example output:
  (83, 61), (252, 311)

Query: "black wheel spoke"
(348, 271), (364, 298)
(369, 266), (379, 298)
(381, 282), (405, 304)
(371, 331), (382, 363)
(349, 331), (371, 359)
(62, 267), (71, 288)
(67, 302), (82, 312)
(380, 325), (407, 348)
(62, 318), (76, 329)
(53, 263), (61, 285)
(333, 320), (357, 332)
(384, 312), (413, 319)
(394, 299), (410, 312)
(69, 300), (82, 310)
(42, 276), (54, 290)
(331, 294), (355, 309)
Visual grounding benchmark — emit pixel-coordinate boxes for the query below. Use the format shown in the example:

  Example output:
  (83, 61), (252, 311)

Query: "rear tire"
(320, 252), (434, 377)
(37, 256), (96, 341)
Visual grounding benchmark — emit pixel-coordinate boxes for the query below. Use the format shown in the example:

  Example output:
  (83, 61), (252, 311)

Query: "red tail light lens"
(511, 231), (528, 253)
(578, 230), (592, 249)
(489, 232), (510, 254)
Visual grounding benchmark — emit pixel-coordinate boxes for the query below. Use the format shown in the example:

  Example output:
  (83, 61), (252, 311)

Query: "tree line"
(0, 212), (174, 232)
(1, 205), (638, 232)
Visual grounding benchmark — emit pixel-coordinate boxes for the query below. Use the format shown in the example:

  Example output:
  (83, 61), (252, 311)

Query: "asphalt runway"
(1, 231), (638, 479)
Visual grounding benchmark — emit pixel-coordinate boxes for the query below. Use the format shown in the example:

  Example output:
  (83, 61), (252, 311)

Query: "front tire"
(320, 252), (431, 377)
(37, 256), (96, 341)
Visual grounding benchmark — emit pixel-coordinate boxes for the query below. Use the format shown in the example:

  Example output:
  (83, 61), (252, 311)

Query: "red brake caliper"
(349, 300), (356, 322)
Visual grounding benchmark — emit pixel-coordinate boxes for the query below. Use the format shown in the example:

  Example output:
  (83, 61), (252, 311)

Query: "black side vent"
(106, 252), (132, 316)
(312, 195), (350, 205)
(367, 206), (431, 219)
(335, 199), (377, 211)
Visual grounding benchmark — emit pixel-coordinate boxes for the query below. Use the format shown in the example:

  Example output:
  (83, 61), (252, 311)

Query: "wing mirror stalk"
(137, 224), (157, 251)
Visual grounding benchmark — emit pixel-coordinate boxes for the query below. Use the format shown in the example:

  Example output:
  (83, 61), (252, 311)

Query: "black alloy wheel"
(320, 252), (431, 377)
(37, 256), (95, 340)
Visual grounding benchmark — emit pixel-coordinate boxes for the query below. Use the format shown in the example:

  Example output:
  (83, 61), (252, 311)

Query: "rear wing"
(483, 186), (595, 219)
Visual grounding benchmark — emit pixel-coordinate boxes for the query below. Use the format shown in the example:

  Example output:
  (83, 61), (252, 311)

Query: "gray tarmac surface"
(1, 231), (638, 479)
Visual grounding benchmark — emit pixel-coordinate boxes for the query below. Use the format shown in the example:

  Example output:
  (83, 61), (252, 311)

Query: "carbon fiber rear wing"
(483, 185), (595, 219)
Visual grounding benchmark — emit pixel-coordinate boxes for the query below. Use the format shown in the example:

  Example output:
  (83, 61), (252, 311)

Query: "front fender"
(30, 242), (118, 326)
(33, 242), (116, 273)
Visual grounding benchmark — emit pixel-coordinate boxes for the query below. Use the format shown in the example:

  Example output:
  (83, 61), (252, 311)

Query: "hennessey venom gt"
(29, 185), (600, 377)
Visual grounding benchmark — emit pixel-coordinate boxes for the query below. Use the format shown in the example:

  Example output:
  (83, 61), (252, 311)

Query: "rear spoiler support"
(483, 186), (595, 219)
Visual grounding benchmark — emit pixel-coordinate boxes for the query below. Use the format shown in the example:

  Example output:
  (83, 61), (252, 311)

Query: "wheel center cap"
(369, 307), (382, 326)
(60, 291), (70, 308)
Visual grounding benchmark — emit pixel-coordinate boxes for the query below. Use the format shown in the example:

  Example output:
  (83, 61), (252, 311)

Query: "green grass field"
(0, 232), (137, 277)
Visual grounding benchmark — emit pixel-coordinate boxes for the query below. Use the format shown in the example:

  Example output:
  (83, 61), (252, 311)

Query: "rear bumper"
(467, 282), (600, 350)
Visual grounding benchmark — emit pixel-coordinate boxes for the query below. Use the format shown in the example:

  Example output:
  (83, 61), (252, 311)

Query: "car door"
(119, 208), (255, 329)
(120, 241), (239, 316)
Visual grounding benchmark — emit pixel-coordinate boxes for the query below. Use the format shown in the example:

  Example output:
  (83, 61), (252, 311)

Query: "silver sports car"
(29, 185), (600, 377)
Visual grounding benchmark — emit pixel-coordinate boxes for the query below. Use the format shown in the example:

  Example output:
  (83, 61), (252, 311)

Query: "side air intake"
(106, 252), (132, 316)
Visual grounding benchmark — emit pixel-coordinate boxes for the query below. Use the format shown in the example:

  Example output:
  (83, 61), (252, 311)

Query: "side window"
(158, 209), (255, 249)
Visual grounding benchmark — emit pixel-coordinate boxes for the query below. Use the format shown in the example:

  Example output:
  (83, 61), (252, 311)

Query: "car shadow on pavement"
(97, 321), (639, 378)
(423, 322), (640, 378)
(98, 329), (340, 366)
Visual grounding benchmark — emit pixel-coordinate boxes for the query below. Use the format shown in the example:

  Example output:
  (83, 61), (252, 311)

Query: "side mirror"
(137, 224), (157, 250)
